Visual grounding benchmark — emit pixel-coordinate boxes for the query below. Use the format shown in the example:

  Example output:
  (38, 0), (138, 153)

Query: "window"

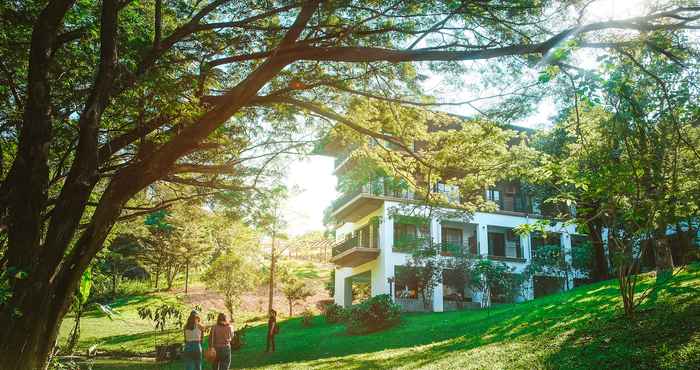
(486, 189), (501, 205)
(506, 230), (523, 258)
(395, 223), (417, 239)
(436, 182), (460, 203)
(571, 234), (591, 270)
(442, 227), (463, 245)
(468, 236), (478, 255)
(488, 228), (522, 258)
(393, 223), (428, 252)
(358, 224), (371, 248)
(371, 221), (380, 249)
(530, 232), (561, 259)
(488, 232), (506, 256)
(394, 266), (420, 299)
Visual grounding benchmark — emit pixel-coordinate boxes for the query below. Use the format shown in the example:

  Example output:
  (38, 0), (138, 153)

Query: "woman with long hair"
(183, 310), (204, 370)
(209, 312), (234, 370)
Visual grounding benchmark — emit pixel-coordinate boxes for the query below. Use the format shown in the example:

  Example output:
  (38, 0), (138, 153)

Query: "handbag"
(204, 347), (217, 363)
(204, 326), (218, 363)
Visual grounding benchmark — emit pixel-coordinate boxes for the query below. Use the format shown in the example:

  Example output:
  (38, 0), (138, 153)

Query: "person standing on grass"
(266, 309), (279, 353)
(183, 310), (204, 370)
(210, 313), (234, 370)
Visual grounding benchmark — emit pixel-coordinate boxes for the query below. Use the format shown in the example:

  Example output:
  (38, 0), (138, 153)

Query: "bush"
(301, 309), (314, 327)
(323, 303), (346, 324)
(344, 294), (401, 334)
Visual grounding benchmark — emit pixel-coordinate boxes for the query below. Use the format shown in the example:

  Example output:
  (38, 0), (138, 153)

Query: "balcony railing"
(332, 178), (418, 213)
(332, 236), (359, 257)
(334, 148), (356, 169)
(493, 193), (532, 213)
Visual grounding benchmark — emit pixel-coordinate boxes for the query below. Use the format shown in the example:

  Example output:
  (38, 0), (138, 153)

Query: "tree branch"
(251, 95), (436, 170)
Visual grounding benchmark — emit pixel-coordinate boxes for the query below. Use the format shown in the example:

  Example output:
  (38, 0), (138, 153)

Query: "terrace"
(330, 222), (380, 267)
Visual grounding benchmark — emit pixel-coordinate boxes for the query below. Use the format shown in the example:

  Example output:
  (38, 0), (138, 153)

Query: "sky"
(280, 0), (650, 236)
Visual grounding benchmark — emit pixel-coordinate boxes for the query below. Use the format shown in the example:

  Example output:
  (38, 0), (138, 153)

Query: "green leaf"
(78, 267), (92, 304)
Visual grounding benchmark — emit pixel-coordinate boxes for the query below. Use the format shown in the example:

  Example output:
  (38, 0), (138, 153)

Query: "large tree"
(1, 1), (699, 368)
(531, 41), (700, 315)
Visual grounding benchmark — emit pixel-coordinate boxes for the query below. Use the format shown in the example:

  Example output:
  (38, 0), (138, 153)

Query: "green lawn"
(58, 293), (184, 354)
(78, 264), (699, 369)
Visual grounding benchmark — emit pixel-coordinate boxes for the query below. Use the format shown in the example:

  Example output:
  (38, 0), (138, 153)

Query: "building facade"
(324, 136), (586, 312)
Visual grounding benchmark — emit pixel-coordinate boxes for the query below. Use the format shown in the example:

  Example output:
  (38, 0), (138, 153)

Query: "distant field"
(71, 263), (699, 369)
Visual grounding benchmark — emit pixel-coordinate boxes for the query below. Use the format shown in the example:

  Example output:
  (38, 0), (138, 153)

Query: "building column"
(475, 223), (490, 306)
(524, 276), (535, 301)
(334, 268), (352, 308)
(561, 233), (574, 290)
(381, 204), (394, 253)
(519, 232), (534, 302)
(343, 277), (353, 308)
(430, 216), (443, 312)
(376, 203), (395, 299)
(432, 280), (444, 312)
(477, 223), (489, 256)
(521, 233), (531, 262)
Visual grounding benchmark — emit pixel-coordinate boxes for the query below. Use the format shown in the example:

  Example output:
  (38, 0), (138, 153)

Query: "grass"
(286, 259), (331, 281)
(74, 264), (700, 369)
(58, 293), (183, 354)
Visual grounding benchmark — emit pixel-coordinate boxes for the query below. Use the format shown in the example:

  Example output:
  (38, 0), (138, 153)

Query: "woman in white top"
(183, 310), (204, 370)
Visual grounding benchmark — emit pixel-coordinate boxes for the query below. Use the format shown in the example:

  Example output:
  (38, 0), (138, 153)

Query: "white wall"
(334, 202), (581, 308)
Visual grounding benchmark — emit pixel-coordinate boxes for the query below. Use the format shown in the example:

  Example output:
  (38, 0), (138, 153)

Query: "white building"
(322, 134), (587, 312)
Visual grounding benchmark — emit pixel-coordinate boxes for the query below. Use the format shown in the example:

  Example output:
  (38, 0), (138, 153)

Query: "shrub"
(344, 294), (401, 334)
(323, 303), (346, 324)
(301, 309), (314, 327)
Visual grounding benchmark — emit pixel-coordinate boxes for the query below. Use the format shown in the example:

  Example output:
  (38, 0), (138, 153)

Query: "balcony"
(486, 186), (536, 216)
(334, 149), (357, 174)
(331, 179), (418, 222)
(331, 223), (380, 267)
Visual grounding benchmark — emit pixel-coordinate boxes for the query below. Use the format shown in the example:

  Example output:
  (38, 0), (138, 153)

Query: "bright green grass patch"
(285, 259), (331, 280)
(87, 264), (700, 369)
(58, 293), (183, 354)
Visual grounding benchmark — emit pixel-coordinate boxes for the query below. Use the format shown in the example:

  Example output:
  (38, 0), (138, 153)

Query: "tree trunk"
(185, 260), (190, 293)
(154, 267), (160, 289)
(268, 238), (276, 314)
(586, 218), (609, 281)
(653, 231), (674, 280)
(289, 299), (293, 316)
(166, 264), (176, 290)
(0, 265), (81, 370)
(111, 273), (117, 296)
(66, 301), (84, 354)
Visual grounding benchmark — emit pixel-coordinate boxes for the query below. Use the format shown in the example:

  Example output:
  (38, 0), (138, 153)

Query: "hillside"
(69, 263), (700, 369)
(57, 259), (333, 355)
(175, 259), (334, 317)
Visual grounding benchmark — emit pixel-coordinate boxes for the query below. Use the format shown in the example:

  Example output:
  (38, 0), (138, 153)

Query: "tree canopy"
(1, 1), (699, 368)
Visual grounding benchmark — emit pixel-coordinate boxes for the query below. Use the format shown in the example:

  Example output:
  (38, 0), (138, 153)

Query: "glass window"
(488, 232), (506, 256)
(442, 227), (463, 245)
(486, 189), (501, 203)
